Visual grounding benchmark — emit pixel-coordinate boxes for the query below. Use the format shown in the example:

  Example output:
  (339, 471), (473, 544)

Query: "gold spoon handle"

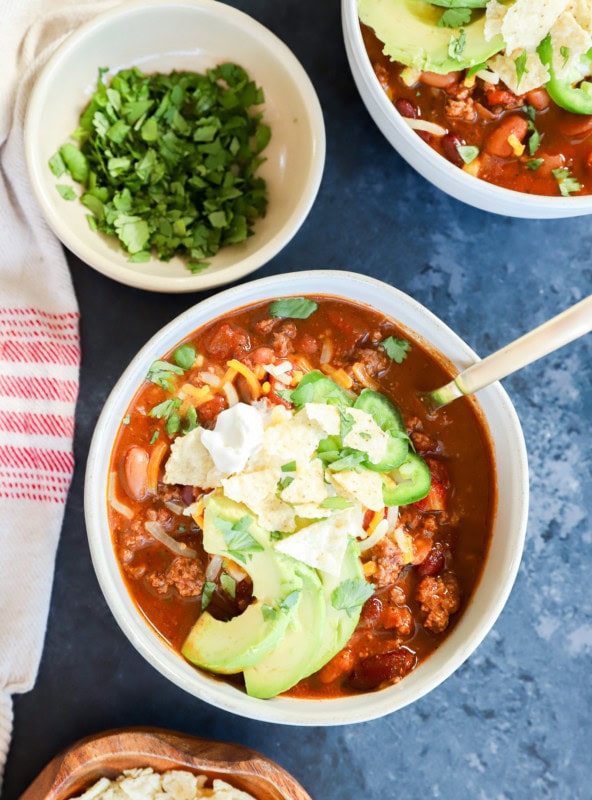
(426, 294), (592, 411)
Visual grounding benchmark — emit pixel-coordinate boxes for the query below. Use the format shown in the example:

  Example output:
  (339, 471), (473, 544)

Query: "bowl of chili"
(342, 0), (592, 217)
(85, 270), (528, 724)
(24, 0), (325, 291)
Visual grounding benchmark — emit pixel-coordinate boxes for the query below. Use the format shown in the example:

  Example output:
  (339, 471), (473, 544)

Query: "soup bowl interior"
(24, 0), (325, 292)
(341, 0), (592, 219)
(85, 270), (528, 725)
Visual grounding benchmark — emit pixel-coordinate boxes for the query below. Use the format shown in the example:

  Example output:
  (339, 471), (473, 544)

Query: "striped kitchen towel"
(0, 0), (115, 785)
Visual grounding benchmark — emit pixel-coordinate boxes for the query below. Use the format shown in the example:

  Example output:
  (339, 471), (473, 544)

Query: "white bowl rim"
(24, 0), (326, 292)
(341, 0), (592, 217)
(85, 269), (529, 725)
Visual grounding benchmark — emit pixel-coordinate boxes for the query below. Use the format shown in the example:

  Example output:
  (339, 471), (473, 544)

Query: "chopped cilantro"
(279, 590), (301, 612)
(552, 167), (582, 196)
(146, 359), (185, 391)
(526, 158), (544, 170)
(173, 344), (197, 370)
(331, 578), (375, 617)
(560, 45), (570, 67)
(269, 297), (318, 320)
(380, 336), (411, 363)
(523, 107), (541, 155)
(456, 145), (480, 164)
(149, 430), (160, 444)
(339, 409), (355, 439)
(278, 476), (294, 491)
(438, 8), (472, 28)
(51, 64), (270, 270)
(281, 461), (297, 473)
(55, 185), (76, 201)
(448, 29), (467, 63)
(182, 405), (198, 434)
(327, 448), (367, 472)
(466, 62), (488, 79)
(201, 580), (216, 610)
(220, 572), (236, 599)
(215, 515), (263, 563)
(514, 51), (529, 87)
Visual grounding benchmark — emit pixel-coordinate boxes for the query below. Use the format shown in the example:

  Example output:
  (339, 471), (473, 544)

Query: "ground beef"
(147, 556), (205, 598)
(117, 517), (153, 563)
(296, 333), (318, 354)
(416, 571), (461, 634)
(317, 647), (356, 684)
(381, 603), (414, 637)
(253, 317), (278, 335)
(354, 346), (390, 376)
(272, 322), (297, 357)
(205, 323), (250, 361)
(366, 536), (403, 587)
(445, 98), (476, 121)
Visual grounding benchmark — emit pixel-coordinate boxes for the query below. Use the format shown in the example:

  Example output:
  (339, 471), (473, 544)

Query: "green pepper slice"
(383, 452), (431, 506)
(539, 35), (592, 115)
(353, 389), (409, 471)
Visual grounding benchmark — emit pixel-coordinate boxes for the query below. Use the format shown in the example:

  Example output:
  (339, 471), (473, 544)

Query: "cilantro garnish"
(146, 359), (185, 391)
(456, 145), (480, 165)
(327, 448), (367, 472)
(380, 336), (411, 363)
(279, 590), (301, 612)
(523, 106), (541, 155)
(339, 409), (355, 439)
(269, 298), (319, 320)
(438, 8), (471, 28)
(201, 580), (216, 610)
(526, 158), (544, 171)
(215, 515), (263, 563)
(149, 398), (182, 435)
(448, 29), (467, 62)
(331, 579), (375, 617)
(560, 45), (570, 67)
(173, 345), (197, 370)
(51, 64), (270, 269)
(149, 430), (160, 444)
(220, 572), (236, 599)
(281, 461), (297, 473)
(56, 185), (76, 201)
(278, 476), (294, 491)
(514, 52), (529, 88)
(552, 167), (582, 196)
(466, 62), (488, 79)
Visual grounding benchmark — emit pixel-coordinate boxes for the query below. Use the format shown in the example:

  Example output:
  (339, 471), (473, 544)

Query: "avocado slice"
(358, 0), (504, 74)
(303, 536), (365, 678)
(243, 563), (326, 699)
(181, 493), (302, 674)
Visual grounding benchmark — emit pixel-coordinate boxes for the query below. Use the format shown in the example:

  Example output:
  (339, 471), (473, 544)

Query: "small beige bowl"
(25, 0), (325, 292)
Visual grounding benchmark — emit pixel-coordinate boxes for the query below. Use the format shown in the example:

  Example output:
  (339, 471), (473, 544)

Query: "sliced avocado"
(182, 493), (302, 674)
(243, 563), (326, 699)
(303, 537), (365, 678)
(358, 0), (504, 74)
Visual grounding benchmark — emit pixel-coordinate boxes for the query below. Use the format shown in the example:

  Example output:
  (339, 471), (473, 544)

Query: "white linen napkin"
(0, 0), (115, 783)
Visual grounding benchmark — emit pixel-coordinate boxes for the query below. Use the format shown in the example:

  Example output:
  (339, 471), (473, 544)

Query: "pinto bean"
(120, 445), (149, 501)
(419, 70), (461, 89)
(349, 648), (416, 691)
(395, 98), (419, 119)
(557, 112), (592, 139)
(484, 115), (528, 158)
(525, 87), (550, 111)
(441, 133), (466, 167)
(534, 152), (565, 177)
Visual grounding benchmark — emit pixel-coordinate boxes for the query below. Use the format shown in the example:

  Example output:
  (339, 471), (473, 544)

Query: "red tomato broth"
(107, 296), (496, 698)
(361, 23), (592, 196)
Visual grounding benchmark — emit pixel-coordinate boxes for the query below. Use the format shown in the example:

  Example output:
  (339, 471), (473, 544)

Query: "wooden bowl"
(20, 727), (312, 800)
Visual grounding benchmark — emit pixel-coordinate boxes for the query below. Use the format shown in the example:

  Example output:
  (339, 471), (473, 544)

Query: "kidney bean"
(525, 87), (550, 111)
(441, 133), (466, 167)
(395, 98), (419, 119)
(181, 485), (195, 506)
(484, 115), (528, 158)
(419, 70), (461, 89)
(360, 595), (383, 624)
(120, 445), (149, 501)
(417, 543), (446, 577)
(535, 152), (565, 177)
(557, 112), (592, 139)
(349, 648), (416, 691)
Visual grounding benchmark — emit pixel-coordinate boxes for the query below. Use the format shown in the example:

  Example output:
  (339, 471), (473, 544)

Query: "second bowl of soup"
(85, 270), (528, 724)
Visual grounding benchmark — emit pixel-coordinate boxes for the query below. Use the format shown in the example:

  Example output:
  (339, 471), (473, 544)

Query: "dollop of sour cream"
(200, 403), (264, 475)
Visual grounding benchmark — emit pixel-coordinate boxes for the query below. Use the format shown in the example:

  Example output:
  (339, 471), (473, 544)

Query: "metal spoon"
(420, 294), (592, 413)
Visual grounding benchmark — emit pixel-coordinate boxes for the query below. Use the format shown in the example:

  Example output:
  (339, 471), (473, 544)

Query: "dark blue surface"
(4, 1), (592, 798)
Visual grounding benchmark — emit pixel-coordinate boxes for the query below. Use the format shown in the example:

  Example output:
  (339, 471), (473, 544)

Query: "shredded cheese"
(227, 359), (261, 399)
(507, 133), (526, 156)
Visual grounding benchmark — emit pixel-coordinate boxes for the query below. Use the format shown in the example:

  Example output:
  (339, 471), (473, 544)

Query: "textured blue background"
(4, 1), (591, 799)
